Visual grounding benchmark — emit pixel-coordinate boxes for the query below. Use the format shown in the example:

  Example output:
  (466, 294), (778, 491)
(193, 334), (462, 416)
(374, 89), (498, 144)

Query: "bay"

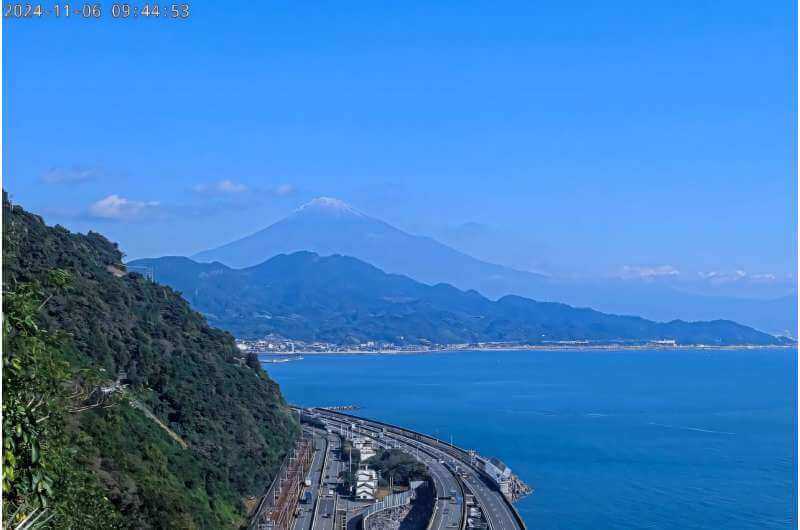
(264, 348), (797, 529)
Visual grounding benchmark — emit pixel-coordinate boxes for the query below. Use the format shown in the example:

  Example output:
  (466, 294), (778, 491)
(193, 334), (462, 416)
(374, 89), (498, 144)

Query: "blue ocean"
(264, 349), (797, 529)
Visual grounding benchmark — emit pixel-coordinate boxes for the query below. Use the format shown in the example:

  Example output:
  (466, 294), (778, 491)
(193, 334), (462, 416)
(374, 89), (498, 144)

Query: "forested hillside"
(2, 194), (297, 529)
(130, 252), (786, 346)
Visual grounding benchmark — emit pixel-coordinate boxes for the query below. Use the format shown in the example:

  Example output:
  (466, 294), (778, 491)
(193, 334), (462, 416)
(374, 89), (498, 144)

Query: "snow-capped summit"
(292, 197), (365, 218)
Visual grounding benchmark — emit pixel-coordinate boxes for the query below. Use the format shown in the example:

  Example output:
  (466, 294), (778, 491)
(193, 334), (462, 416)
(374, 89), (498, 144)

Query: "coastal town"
(234, 335), (786, 355)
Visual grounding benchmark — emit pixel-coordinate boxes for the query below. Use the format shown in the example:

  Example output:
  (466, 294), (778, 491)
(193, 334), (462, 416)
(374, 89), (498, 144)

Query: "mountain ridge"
(190, 197), (796, 334)
(130, 251), (787, 346)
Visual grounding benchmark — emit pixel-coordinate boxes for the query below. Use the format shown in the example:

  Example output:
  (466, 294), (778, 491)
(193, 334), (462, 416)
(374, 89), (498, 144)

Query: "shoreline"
(256, 344), (796, 356)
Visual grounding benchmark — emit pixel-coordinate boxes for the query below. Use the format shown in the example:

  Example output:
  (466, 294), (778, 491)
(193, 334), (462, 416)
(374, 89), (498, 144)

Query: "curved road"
(318, 414), (463, 530)
(311, 410), (523, 530)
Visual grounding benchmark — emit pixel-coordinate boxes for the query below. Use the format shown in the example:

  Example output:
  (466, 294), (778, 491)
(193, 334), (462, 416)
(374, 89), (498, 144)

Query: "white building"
(353, 436), (377, 460)
(355, 467), (378, 500)
(483, 457), (513, 497)
(651, 339), (677, 346)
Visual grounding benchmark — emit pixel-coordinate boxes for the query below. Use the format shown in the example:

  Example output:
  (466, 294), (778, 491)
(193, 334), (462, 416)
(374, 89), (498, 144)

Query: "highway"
(294, 431), (328, 530)
(316, 414), (463, 530)
(311, 410), (524, 530)
(315, 431), (341, 530)
(388, 432), (518, 530)
(381, 434), (462, 530)
(301, 428), (357, 530)
(413, 438), (518, 530)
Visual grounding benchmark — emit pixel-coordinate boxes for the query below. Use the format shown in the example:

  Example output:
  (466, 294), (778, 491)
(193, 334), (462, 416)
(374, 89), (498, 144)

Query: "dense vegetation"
(3, 271), (126, 528)
(130, 253), (786, 345)
(3, 195), (298, 528)
(364, 449), (427, 489)
(338, 444), (426, 494)
(337, 438), (362, 495)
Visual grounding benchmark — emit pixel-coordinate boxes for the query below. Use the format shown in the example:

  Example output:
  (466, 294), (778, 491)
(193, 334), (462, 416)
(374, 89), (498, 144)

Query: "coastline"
(257, 343), (796, 356)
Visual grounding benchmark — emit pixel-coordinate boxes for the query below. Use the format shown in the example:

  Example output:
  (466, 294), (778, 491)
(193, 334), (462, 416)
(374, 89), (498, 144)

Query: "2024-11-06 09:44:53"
(4, 3), (190, 18)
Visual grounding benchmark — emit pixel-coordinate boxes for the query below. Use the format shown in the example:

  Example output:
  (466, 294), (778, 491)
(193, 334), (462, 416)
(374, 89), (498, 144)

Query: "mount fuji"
(192, 197), (549, 294)
(191, 197), (795, 335)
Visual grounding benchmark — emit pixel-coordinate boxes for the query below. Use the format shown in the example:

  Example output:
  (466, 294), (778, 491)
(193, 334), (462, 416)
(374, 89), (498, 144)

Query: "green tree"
(3, 193), (297, 528)
(3, 272), (123, 528)
(3, 275), (69, 527)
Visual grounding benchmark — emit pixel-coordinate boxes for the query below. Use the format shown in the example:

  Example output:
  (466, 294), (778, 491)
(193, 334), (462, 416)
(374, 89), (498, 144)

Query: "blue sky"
(3, 1), (796, 295)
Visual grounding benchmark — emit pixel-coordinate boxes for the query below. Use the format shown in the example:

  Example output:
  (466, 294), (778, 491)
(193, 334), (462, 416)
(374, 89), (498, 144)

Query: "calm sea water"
(264, 349), (797, 529)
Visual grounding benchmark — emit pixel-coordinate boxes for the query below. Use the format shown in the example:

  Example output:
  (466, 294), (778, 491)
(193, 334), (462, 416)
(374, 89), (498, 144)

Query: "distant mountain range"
(129, 252), (786, 345)
(191, 198), (796, 335)
(193, 196), (547, 295)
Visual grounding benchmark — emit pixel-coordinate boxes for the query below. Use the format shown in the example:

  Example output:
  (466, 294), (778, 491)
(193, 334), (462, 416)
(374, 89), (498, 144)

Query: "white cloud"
(699, 269), (779, 284)
(217, 179), (248, 193)
(273, 183), (295, 196)
(41, 165), (101, 184)
(619, 265), (680, 280)
(191, 180), (297, 198)
(88, 195), (160, 221)
(193, 179), (248, 194)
